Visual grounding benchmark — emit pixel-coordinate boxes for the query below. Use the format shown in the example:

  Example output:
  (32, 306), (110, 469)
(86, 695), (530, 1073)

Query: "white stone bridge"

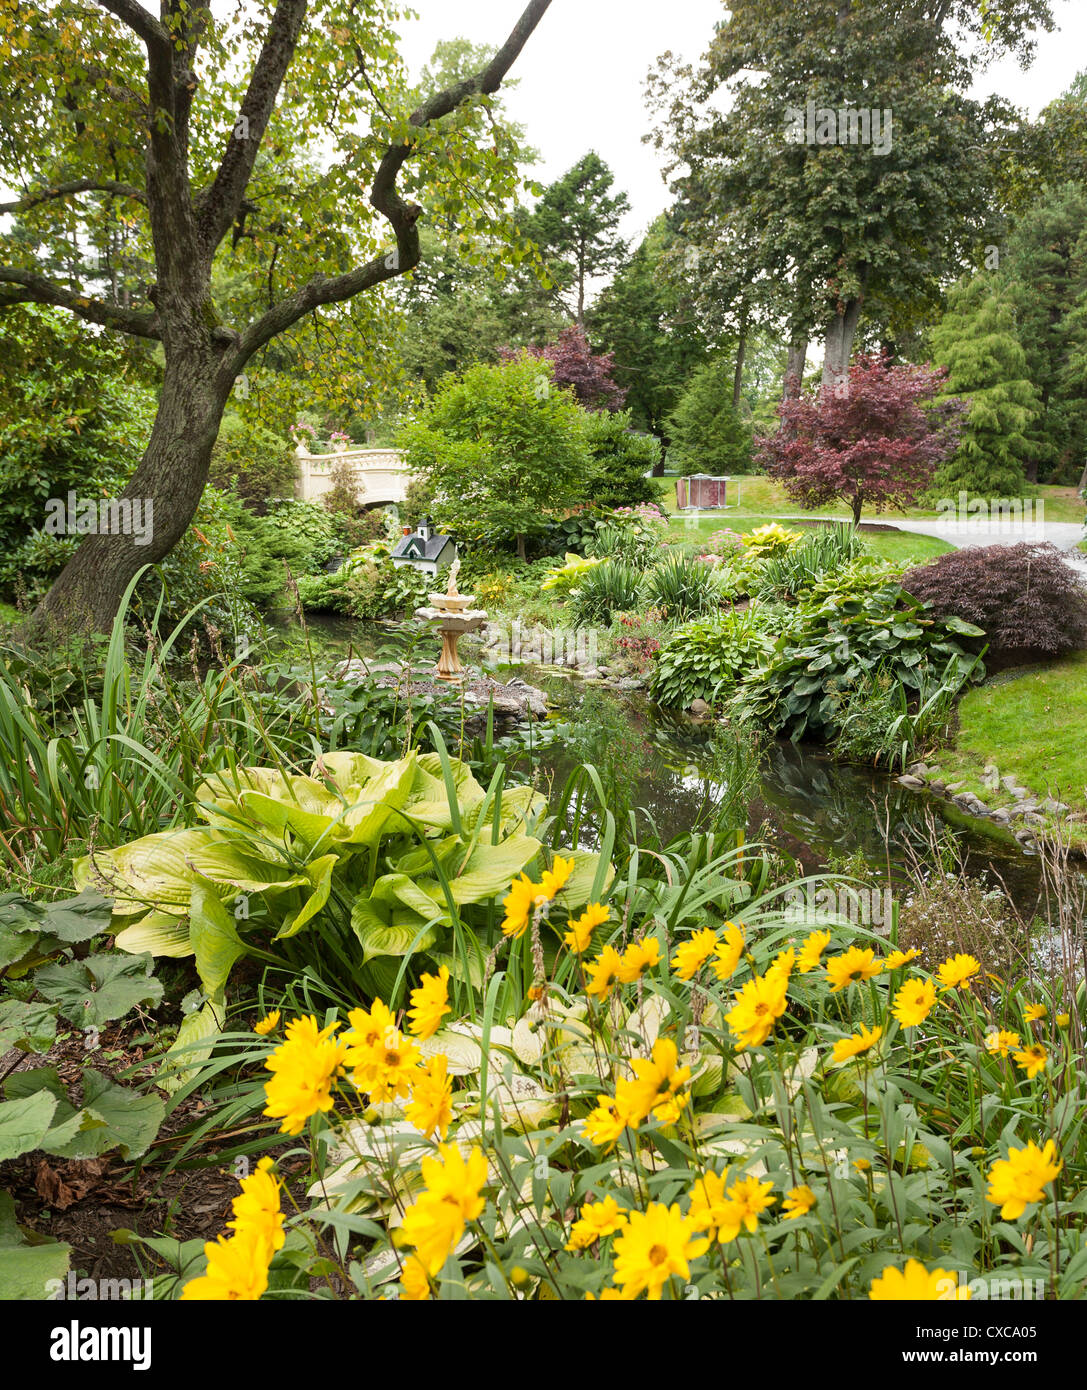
(294, 445), (411, 508)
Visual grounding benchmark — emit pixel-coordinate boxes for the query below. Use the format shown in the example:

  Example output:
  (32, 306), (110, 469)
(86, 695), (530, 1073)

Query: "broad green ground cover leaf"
(34, 951), (163, 1028)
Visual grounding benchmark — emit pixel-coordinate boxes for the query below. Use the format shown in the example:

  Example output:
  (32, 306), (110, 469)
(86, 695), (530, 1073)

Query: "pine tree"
(929, 275), (1041, 497)
(528, 152), (630, 328)
(667, 359), (754, 476)
(1003, 184), (1087, 483)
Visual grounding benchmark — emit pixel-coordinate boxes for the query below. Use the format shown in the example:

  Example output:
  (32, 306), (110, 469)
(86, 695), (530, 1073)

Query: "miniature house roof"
(391, 525), (454, 561)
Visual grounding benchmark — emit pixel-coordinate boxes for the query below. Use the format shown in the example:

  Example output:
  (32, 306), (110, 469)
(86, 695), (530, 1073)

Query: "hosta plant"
(76, 737), (611, 1072)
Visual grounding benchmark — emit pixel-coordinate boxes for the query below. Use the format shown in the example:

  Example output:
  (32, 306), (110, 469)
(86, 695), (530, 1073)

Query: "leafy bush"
(641, 553), (724, 624)
(81, 744), (609, 1063)
(733, 580), (984, 741)
(901, 543), (1087, 661)
(295, 568), (353, 614)
(648, 608), (776, 708)
(741, 522), (804, 556)
(589, 521), (665, 569)
(830, 661), (969, 771)
(206, 414), (297, 513)
(750, 522), (864, 603)
(540, 552), (606, 595)
(342, 553), (432, 620)
(0, 306), (155, 599)
(568, 559), (644, 628)
(583, 411), (660, 509)
(609, 607), (668, 678)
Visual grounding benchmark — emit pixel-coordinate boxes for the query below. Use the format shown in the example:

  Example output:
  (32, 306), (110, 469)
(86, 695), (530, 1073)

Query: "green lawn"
(653, 475), (1087, 524)
(931, 652), (1087, 827)
(666, 510), (954, 566)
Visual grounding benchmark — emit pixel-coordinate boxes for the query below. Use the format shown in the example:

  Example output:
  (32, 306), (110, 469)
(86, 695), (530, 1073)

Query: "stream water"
(271, 612), (1060, 919)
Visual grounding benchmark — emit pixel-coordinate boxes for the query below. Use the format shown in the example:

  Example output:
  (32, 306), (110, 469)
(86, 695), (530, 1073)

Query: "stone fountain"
(414, 557), (488, 684)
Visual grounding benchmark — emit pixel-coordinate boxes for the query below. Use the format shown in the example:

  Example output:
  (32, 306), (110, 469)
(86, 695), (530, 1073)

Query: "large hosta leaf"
(113, 910), (193, 959)
(403, 756), (486, 829)
(338, 754), (419, 846)
(445, 833), (542, 905)
(188, 882), (246, 1002)
(369, 873), (451, 925)
(162, 999), (224, 1093)
(0, 1090), (57, 1162)
(34, 952), (163, 1029)
(350, 897), (439, 963)
(73, 829), (224, 914)
(275, 853), (339, 940)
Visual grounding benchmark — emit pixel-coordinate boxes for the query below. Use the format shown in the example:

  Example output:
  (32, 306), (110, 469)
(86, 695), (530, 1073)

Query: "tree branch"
(197, 0), (309, 257)
(224, 0), (554, 383)
(0, 267), (159, 338)
(0, 180), (147, 216)
(93, 0), (169, 50)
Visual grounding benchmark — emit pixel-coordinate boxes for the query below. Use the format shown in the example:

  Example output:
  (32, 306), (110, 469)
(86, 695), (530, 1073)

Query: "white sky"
(399, 0), (1087, 246)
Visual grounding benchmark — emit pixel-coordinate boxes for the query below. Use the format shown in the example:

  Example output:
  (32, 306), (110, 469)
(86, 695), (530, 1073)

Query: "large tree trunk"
(821, 296), (865, 391)
(782, 335), (808, 401)
(30, 349), (230, 636)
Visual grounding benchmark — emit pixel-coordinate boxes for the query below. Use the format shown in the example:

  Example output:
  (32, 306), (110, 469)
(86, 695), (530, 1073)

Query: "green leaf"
(42, 1070), (164, 1161)
(0, 1194), (70, 1300)
(350, 899), (439, 963)
(275, 853), (339, 940)
(0, 999), (58, 1053)
(445, 832), (543, 904)
(162, 1000), (224, 1094)
(189, 881), (246, 1001)
(113, 910), (193, 958)
(34, 951), (163, 1028)
(0, 1089), (57, 1162)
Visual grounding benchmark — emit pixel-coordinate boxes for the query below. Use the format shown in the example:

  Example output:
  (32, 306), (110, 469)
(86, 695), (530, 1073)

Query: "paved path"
(673, 509), (1087, 576)
(877, 517), (1087, 577)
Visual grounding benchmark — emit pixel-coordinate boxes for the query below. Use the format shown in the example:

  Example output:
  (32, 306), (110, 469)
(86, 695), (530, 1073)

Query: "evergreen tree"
(667, 359), (754, 476)
(929, 275), (1041, 497)
(528, 152), (630, 328)
(1003, 184), (1087, 483)
(589, 218), (707, 458)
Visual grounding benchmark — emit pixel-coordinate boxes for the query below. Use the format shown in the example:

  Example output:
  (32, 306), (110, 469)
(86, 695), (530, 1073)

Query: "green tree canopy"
(398, 355), (592, 558)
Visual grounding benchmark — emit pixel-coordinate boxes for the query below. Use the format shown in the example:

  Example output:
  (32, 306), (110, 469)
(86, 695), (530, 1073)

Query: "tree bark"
(821, 295), (865, 391)
(783, 336), (808, 401)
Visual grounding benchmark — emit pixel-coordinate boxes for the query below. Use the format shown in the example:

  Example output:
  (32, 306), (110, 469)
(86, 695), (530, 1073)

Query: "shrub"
(207, 414), (297, 512)
(648, 608), (776, 708)
(750, 522), (864, 603)
(733, 581), (984, 741)
(901, 543), (1087, 661)
(583, 411), (660, 509)
(641, 553), (724, 624)
(667, 357), (754, 474)
(609, 607), (668, 678)
(344, 556), (432, 620)
(540, 552), (606, 596)
(741, 522), (804, 556)
(590, 519), (666, 569)
(568, 559), (644, 628)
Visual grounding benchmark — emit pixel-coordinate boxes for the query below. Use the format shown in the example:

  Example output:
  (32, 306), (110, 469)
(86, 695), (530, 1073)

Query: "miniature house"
(389, 516), (456, 577)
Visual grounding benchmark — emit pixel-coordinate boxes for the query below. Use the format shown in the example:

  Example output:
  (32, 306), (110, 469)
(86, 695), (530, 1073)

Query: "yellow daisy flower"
(563, 902), (609, 953)
(253, 1010), (281, 1036)
(611, 1202), (710, 1301)
(891, 977), (936, 1028)
(565, 1195), (629, 1250)
(1024, 1002), (1047, 1023)
(830, 1022), (883, 1065)
(617, 936), (661, 983)
(986, 1139), (1062, 1220)
(585, 944), (624, 1001)
(984, 1029), (1021, 1058)
(884, 947), (921, 970)
(936, 952), (981, 990)
(725, 969), (788, 1050)
(407, 965), (451, 1040)
(671, 927), (719, 981)
(501, 873), (541, 940)
(796, 930), (831, 974)
(869, 1258), (970, 1301)
(710, 922), (745, 983)
(1013, 1043), (1047, 1079)
(539, 854), (576, 901)
(782, 1185), (816, 1219)
(825, 946), (883, 992)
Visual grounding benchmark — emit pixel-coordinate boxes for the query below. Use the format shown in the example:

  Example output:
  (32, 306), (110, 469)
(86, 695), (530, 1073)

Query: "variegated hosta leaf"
(460, 783), (547, 836)
(337, 754), (420, 847)
(188, 881), (246, 1003)
(415, 1021), (515, 1075)
(444, 832), (543, 905)
(369, 872), (451, 926)
(112, 910), (192, 958)
(512, 1005), (594, 1068)
(161, 999), (224, 1094)
(477, 1073), (560, 1131)
(350, 911), (440, 965)
(73, 829), (225, 915)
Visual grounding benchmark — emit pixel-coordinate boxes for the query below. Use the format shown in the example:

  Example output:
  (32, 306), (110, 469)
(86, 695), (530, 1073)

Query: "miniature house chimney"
(418, 515), (432, 541)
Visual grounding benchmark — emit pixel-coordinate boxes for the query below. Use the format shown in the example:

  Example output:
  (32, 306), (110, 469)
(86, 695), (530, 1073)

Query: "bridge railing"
(294, 445), (411, 507)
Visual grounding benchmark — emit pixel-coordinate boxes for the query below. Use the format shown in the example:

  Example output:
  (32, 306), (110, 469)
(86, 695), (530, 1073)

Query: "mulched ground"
(1, 1019), (306, 1285)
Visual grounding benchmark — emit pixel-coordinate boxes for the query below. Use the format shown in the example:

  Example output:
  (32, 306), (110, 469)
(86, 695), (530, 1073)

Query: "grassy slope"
(665, 510), (954, 565)
(653, 476), (1087, 524)
(928, 653), (1087, 834)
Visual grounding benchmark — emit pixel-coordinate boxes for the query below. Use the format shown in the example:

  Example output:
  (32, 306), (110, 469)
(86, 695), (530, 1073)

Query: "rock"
(1041, 798), (1070, 815)
(929, 779), (947, 793)
(689, 698), (711, 716)
(1001, 775), (1031, 798)
(897, 775), (926, 789)
(578, 666), (602, 680)
(908, 761), (931, 777)
(615, 677), (645, 691)
(944, 781), (965, 793)
(989, 808), (1012, 824)
(981, 763), (1001, 791)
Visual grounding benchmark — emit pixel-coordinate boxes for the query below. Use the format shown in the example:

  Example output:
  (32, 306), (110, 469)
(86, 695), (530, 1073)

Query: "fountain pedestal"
(414, 558), (488, 684)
